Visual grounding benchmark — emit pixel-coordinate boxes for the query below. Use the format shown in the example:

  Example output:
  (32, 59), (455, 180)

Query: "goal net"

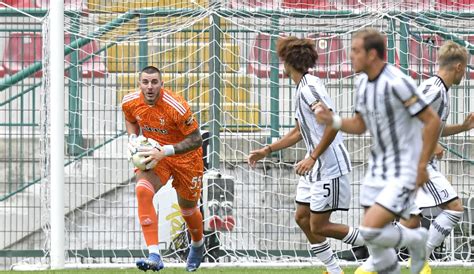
(0, 0), (473, 270)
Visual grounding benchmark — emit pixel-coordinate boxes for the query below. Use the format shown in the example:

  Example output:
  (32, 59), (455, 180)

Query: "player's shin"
(181, 206), (204, 246)
(136, 179), (159, 253)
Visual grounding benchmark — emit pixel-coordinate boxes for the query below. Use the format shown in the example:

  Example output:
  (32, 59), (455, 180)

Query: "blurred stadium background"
(0, 0), (473, 270)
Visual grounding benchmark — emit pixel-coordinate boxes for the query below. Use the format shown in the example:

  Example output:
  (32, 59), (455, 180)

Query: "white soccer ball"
(130, 138), (156, 171)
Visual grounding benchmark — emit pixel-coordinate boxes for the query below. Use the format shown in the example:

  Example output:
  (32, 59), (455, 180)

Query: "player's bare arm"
(139, 128), (203, 165)
(173, 128), (203, 154)
(125, 119), (140, 136)
(416, 106), (442, 187)
(312, 102), (367, 134)
(295, 122), (338, 176)
(441, 112), (474, 136)
(248, 123), (302, 168)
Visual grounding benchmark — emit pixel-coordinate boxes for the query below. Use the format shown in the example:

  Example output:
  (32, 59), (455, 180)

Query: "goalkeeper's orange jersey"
(121, 88), (202, 159)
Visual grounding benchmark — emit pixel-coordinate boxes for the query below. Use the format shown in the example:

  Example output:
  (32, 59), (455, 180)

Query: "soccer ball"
(130, 137), (156, 171)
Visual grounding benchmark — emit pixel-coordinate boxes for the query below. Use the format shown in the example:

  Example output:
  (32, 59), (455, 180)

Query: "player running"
(248, 36), (365, 274)
(314, 28), (441, 274)
(399, 40), (473, 274)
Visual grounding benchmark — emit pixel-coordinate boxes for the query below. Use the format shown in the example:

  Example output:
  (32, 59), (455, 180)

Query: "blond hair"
(438, 41), (468, 68)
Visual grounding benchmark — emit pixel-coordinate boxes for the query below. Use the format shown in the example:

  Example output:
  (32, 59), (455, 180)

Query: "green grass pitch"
(2, 267), (474, 273)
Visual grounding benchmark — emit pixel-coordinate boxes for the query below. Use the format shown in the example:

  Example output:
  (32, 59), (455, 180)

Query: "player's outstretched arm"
(312, 103), (366, 134)
(441, 112), (474, 137)
(248, 123), (302, 168)
(416, 106), (441, 187)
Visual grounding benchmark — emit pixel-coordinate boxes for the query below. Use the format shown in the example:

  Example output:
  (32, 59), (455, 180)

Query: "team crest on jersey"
(159, 117), (165, 125)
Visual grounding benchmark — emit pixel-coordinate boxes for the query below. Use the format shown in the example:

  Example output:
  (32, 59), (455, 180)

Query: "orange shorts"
(151, 154), (204, 201)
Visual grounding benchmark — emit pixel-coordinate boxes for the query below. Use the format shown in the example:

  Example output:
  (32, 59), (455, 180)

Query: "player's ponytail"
(276, 36), (318, 74)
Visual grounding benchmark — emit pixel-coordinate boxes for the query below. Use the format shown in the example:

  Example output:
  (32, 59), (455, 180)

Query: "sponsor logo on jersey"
(143, 124), (168, 135)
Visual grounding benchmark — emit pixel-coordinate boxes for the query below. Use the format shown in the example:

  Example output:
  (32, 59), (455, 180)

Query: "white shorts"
(360, 181), (418, 220)
(414, 168), (458, 209)
(295, 174), (351, 213)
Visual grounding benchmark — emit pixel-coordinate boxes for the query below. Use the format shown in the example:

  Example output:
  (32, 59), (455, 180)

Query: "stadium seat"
(282, 0), (335, 9)
(247, 33), (350, 78)
(247, 33), (284, 78)
(463, 35), (474, 79)
(408, 35), (443, 79)
(0, 0), (37, 8)
(435, 0), (474, 11)
(228, 0), (279, 9)
(340, 0), (433, 11)
(3, 32), (105, 78)
(309, 34), (352, 78)
(35, 0), (87, 11)
(3, 33), (43, 77)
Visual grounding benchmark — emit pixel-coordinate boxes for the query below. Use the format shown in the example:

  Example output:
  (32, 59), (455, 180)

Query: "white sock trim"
(148, 245), (160, 255)
(192, 238), (204, 247)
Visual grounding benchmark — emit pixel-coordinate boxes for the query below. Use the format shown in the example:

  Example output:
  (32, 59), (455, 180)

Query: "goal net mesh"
(0, 0), (473, 269)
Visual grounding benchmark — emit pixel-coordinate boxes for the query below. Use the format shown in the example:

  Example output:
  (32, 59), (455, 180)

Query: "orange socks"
(136, 179), (158, 246)
(180, 206), (204, 243)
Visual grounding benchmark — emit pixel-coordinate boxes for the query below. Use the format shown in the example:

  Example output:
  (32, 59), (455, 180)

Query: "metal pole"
(269, 15), (280, 144)
(387, 18), (396, 65)
(209, 4), (221, 170)
(50, 0), (65, 269)
(67, 14), (83, 156)
(138, 14), (148, 70)
(399, 17), (409, 75)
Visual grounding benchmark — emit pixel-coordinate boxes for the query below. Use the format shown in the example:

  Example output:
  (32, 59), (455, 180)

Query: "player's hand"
(127, 134), (139, 160)
(415, 165), (429, 189)
(295, 157), (316, 176)
(462, 112), (474, 131)
(248, 147), (271, 168)
(312, 102), (333, 125)
(137, 146), (166, 167)
(433, 143), (444, 160)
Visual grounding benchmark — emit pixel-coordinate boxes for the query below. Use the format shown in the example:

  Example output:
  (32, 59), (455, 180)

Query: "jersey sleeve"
(354, 76), (365, 114)
(302, 84), (333, 110)
(174, 100), (199, 136)
(393, 77), (428, 117)
(121, 100), (137, 123)
(419, 84), (442, 107)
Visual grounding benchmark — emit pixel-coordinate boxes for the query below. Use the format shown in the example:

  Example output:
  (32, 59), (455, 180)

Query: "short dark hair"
(276, 36), (318, 74)
(353, 28), (386, 60)
(139, 66), (162, 79)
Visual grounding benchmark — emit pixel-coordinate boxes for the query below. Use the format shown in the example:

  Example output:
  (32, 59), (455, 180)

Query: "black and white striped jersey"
(354, 64), (429, 187)
(418, 75), (450, 138)
(295, 73), (351, 181)
(418, 75), (450, 170)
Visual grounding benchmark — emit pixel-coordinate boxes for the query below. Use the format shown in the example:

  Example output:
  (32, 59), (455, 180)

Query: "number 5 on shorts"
(323, 183), (331, 197)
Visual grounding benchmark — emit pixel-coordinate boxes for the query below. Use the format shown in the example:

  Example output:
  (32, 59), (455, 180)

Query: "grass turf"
(2, 267), (474, 273)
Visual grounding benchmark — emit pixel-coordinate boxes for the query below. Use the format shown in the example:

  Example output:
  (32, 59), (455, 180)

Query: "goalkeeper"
(121, 66), (204, 272)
